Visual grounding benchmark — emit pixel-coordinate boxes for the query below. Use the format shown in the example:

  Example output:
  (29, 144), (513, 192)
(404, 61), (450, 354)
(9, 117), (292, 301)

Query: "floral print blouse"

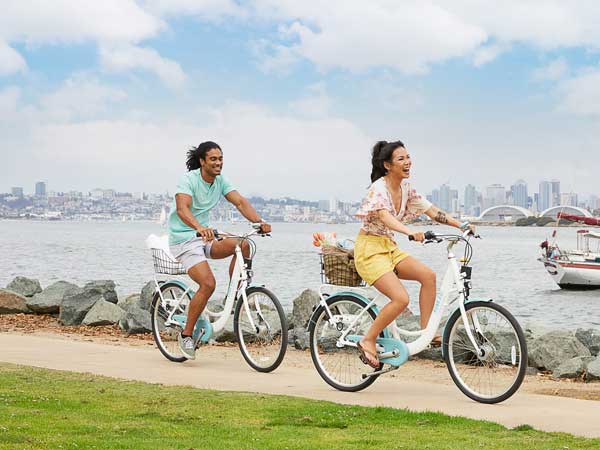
(355, 177), (432, 239)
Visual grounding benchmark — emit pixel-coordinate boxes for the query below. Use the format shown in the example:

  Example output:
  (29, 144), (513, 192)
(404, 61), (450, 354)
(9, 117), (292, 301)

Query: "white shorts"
(169, 237), (214, 272)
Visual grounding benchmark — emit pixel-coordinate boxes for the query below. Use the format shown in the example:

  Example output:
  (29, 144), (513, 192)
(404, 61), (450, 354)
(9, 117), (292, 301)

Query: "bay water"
(2, 220), (599, 329)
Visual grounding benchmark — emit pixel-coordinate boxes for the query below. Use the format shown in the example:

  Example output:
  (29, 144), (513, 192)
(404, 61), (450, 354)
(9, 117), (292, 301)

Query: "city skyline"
(4, 176), (598, 212)
(1, 3), (599, 200)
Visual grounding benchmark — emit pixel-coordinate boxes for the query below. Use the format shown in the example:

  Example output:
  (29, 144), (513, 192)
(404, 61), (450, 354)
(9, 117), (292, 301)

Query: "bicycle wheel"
(443, 301), (527, 404)
(234, 286), (288, 373)
(309, 295), (383, 392)
(151, 282), (192, 363)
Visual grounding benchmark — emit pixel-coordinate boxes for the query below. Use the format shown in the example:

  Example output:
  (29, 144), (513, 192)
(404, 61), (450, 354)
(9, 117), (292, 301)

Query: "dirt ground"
(2, 313), (599, 402)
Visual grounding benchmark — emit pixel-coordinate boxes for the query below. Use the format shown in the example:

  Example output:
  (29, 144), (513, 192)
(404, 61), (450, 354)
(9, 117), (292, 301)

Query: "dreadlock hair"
(185, 141), (222, 171)
(370, 140), (405, 183)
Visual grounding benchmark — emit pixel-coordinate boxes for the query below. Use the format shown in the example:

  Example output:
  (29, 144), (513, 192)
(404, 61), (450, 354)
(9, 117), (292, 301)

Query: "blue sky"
(1, 1), (599, 201)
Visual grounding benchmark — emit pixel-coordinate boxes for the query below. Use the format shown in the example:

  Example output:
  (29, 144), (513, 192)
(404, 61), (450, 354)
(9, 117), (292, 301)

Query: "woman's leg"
(394, 256), (437, 330)
(360, 272), (409, 365)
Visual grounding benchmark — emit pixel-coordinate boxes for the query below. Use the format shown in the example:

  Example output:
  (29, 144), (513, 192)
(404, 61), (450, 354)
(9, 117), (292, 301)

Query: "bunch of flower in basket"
(313, 232), (363, 287)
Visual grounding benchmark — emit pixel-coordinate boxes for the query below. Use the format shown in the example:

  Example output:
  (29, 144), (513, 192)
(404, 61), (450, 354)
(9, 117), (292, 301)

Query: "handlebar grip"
(196, 229), (221, 239)
(424, 231), (437, 240)
(408, 235), (415, 241)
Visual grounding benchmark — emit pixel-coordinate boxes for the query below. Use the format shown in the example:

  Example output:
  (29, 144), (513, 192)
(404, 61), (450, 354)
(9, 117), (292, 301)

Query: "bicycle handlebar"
(408, 230), (480, 243)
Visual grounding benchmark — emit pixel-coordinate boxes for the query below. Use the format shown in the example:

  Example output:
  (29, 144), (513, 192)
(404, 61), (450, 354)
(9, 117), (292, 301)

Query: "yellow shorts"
(354, 234), (410, 285)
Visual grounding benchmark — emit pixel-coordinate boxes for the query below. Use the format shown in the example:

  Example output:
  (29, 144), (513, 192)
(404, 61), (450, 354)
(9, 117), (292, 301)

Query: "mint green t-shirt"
(168, 170), (235, 245)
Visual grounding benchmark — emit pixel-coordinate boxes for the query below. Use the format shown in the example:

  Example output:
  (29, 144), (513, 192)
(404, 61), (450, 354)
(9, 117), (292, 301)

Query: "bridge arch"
(478, 205), (533, 221)
(540, 206), (592, 218)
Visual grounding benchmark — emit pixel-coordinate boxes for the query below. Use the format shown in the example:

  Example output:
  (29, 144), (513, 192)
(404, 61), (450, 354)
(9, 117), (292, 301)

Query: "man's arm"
(225, 191), (271, 233)
(175, 193), (215, 241)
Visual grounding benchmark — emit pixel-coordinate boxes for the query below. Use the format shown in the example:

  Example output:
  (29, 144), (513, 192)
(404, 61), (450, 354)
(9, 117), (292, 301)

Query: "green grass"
(0, 363), (597, 450)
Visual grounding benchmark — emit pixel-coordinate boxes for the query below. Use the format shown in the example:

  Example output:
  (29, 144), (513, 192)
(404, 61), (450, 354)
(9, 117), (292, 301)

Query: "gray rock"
(0, 289), (30, 314)
(552, 356), (595, 379)
(291, 289), (320, 330)
(213, 315), (235, 342)
(139, 281), (155, 311)
(118, 294), (143, 312)
(292, 328), (310, 350)
(416, 346), (443, 361)
(586, 356), (600, 381)
(528, 330), (591, 371)
(524, 322), (553, 342)
(82, 300), (125, 326)
(6, 276), (42, 297)
(575, 328), (600, 357)
(59, 288), (103, 326)
(27, 281), (81, 314)
(118, 306), (152, 334)
(83, 280), (118, 304)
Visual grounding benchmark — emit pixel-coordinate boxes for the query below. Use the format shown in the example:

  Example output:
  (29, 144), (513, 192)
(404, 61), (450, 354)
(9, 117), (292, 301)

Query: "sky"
(1, 1), (599, 202)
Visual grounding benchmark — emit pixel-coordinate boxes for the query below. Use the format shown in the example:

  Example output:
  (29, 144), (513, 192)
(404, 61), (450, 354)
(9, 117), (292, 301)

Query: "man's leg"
(182, 261), (216, 336)
(209, 239), (250, 277)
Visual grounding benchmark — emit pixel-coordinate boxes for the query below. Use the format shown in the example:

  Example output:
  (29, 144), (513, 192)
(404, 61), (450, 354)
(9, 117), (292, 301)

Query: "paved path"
(1, 333), (599, 438)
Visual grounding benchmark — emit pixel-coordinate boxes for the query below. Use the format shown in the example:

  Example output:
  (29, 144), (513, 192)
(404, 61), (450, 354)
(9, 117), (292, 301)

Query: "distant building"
(11, 187), (23, 198)
(463, 184), (478, 216)
(510, 179), (528, 209)
(439, 184), (452, 212)
(538, 181), (552, 212)
(560, 192), (578, 207)
(551, 180), (561, 207)
(484, 184), (505, 209)
(35, 181), (46, 198)
(318, 199), (329, 212)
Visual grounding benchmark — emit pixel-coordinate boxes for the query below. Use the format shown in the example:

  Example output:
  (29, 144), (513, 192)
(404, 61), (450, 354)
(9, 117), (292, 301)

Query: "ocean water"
(1, 220), (599, 329)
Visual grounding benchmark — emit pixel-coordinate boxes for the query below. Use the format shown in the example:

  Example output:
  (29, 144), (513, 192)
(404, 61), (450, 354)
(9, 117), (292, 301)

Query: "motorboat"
(539, 225), (600, 289)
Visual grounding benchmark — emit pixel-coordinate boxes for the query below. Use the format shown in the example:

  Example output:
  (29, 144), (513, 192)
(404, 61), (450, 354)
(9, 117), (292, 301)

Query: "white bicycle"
(308, 230), (527, 403)
(149, 225), (288, 372)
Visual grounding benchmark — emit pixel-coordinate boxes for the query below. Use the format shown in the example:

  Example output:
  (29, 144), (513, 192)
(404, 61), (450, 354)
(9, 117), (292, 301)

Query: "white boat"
(158, 206), (168, 226)
(539, 229), (600, 289)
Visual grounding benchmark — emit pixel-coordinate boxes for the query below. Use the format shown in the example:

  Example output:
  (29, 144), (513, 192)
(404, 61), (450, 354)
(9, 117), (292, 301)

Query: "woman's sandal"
(430, 336), (443, 348)
(357, 341), (380, 369)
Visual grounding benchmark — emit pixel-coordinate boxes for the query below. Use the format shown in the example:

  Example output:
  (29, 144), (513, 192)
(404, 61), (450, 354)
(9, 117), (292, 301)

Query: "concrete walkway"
(1, 333), (598, 438)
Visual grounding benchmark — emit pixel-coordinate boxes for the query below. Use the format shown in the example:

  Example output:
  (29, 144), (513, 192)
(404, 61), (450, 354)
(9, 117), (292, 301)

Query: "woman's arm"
(377, 209), (425, 241)
(424, 206), (476, 233)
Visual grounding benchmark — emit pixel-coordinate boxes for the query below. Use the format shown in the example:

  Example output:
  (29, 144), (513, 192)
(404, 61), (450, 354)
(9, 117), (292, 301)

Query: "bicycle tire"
(234, 286), (288, 373)
(150, 282), (192, 363)
(309, 294), (383, 392)
(443, 301), (527, 404)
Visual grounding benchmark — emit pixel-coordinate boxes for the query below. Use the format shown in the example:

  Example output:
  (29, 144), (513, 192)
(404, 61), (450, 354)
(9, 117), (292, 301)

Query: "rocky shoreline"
(1, 276), (599, 382)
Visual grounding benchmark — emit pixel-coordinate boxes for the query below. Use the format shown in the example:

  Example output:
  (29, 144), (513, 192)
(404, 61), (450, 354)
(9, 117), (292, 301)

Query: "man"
(168, 141), (271, 359)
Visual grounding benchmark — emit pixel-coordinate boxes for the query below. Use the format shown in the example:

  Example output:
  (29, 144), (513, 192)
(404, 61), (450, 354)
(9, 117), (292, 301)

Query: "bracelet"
(459, 221), (470, 230)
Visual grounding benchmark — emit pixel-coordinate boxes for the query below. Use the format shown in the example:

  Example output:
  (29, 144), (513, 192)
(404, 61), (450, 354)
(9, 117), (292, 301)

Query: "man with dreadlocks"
(168, 141), (271, 359)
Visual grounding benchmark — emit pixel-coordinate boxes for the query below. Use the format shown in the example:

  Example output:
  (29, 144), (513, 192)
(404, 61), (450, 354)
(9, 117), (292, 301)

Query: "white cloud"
(0, 0), (162, 44)
(100, 44), (186, 89)
(473, 43), (509, 67)
(0, 86), (21, 116)
(288, 83), (332, 117)
(0, 41), (27, 75)
(558, 68), (600, 116)
(532, 58), (569, 82)
(40, 75), (127, 122)
(143, 0), (246, 19)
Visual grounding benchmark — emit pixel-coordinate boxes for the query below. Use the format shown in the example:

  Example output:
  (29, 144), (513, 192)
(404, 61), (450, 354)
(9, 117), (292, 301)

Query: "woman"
(354, 140), (475, 368)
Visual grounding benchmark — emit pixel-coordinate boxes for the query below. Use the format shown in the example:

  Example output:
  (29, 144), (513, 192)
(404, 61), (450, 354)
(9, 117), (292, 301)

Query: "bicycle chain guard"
(346, 335), (409, 368)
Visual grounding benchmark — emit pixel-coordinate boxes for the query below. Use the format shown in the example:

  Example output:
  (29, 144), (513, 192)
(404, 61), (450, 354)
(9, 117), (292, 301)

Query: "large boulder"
(6, 276), (42, 297)
(59, 288), (103, 326)
(83, 280), (118, 304)
(139, 281), (155, 311)
(0, 289), (30, 314)
(213, 315), (235, 342)
(528, 330), (591, 371)
(27, 281), (81, 314)
(291, 289), (320, 330)
(290, 289), (320, 350)
(552, 356), (595, 379)
(82, 300), (125, 326)
(586, 356), (600, 381)
(118, 294), (143, 312)
(118, 306), (152, 334)
(575, 328), (600, 357)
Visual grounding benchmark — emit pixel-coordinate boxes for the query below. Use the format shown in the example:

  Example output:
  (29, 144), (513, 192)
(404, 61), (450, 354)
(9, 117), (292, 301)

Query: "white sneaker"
(178, 334), (196, 360)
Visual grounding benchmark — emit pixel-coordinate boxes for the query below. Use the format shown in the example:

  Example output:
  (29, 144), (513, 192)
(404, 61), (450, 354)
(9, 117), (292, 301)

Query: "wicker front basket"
(321, 245), (363, 287)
